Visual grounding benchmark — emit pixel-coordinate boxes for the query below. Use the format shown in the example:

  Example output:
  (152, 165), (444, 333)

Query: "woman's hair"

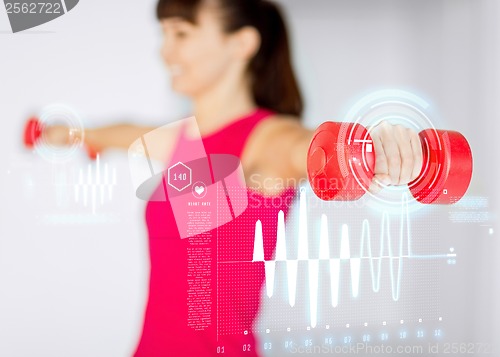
(156, 0), (303, 118)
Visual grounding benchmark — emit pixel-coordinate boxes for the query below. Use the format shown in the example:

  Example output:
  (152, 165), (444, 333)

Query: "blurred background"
(0, 0), (498, 356)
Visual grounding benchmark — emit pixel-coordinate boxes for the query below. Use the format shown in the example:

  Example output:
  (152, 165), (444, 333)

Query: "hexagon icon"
(167, 161), (192, 192)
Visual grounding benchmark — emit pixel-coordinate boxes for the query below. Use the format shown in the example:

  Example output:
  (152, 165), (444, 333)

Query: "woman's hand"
(44, 125), (71, 146)
(369, 121), (423, 193)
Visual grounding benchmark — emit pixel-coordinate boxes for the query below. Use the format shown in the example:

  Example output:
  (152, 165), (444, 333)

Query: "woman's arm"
(45, 124), (155, 150)
(245, 115), (422, 194)
(242, 116), (312, 193)
(44, 123), (178, 162)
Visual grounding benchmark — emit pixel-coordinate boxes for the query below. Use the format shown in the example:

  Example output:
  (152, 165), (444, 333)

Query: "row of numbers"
(5, 3), (62, 14)
(254, 328), (442, 353)
(216, 340), (493, 355)
(215, 329), (442, 353)
(216, 344), (252, 353)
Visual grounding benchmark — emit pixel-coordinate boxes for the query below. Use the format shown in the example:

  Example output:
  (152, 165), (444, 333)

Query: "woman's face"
(160, 7), (238, 97)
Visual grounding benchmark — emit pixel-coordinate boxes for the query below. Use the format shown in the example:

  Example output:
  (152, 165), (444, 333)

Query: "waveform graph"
(73, 154), (117, 213)
(50, 154), (117, 214)
(251, 188), (456, 331)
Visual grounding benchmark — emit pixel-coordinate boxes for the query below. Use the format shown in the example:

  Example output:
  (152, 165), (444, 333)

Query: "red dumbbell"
(23, 116), (98, 159)
(307, 122), (473, 204)
(23, 117), (43, 148)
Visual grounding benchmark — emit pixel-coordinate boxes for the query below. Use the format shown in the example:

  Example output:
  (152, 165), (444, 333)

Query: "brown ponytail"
(156, 0), (304, 118)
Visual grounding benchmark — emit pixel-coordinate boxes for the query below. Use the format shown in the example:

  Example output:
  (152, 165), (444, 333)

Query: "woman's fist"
(369, 121), (423, 192)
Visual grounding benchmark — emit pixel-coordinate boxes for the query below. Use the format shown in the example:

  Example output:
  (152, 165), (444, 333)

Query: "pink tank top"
(133, 109), (296, 356)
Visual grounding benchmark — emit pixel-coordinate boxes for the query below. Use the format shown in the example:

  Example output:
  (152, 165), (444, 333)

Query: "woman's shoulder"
(241, 113), (303, 168)
(265, 113), (301, 123)
(256, 113), (303, 134)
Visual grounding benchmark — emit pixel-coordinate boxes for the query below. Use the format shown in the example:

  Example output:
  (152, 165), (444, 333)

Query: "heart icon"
(194, 186), (205, 195)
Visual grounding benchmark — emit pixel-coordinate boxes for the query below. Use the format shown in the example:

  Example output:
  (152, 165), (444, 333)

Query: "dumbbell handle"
(307, 122), (473, 204)
(23, 116), (98, 160)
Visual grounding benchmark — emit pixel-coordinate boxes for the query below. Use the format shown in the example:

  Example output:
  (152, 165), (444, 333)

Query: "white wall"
(0, 1), (175, 356)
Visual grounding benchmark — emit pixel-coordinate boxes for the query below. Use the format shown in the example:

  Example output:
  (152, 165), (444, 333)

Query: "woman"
(43, 0), (422, 355)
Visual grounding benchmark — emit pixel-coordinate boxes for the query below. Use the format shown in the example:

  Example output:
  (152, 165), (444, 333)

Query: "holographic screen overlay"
(128, 116), (248, 239)
(333, 89), (469, 214)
